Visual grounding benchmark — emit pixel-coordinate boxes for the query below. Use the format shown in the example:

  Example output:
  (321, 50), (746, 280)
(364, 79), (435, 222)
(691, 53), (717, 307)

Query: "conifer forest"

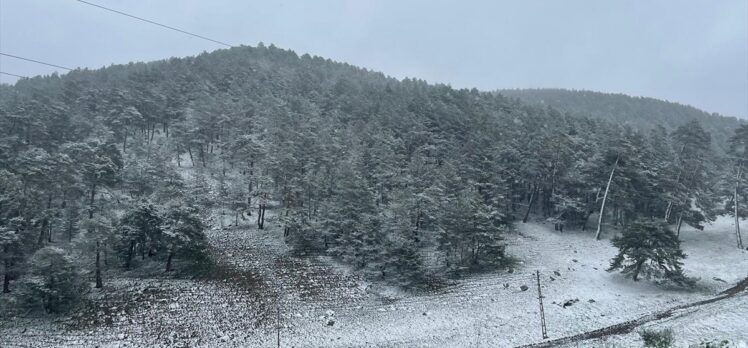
(1, 2), (747, 347)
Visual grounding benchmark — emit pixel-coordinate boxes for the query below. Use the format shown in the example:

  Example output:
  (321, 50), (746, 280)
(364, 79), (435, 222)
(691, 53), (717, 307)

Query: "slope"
(498, 88), (745, 152)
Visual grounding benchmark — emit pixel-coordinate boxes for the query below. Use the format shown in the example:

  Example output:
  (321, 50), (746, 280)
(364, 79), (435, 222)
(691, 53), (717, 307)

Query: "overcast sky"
(1, 0), (746, 118)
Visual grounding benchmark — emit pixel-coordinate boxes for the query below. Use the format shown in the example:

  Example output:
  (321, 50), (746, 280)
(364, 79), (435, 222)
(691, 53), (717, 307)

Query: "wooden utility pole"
(536, 270), (548, 339)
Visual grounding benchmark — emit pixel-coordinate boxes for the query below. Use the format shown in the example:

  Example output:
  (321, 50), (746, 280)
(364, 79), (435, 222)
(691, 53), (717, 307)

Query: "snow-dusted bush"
(688, 339), (732, 348)
(640, 328), (674, 348)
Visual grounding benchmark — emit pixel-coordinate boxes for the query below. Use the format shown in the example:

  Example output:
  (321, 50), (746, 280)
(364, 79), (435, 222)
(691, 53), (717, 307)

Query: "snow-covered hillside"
(3, 207), (746, 347)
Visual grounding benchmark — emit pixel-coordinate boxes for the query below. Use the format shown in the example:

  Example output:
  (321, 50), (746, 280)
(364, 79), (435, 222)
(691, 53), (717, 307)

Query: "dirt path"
(515, 276), (748, 348)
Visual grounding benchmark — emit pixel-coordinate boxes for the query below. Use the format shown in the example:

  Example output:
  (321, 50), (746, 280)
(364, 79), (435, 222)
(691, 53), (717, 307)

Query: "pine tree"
(727, 124), (748, 249)
(162, 203), (209, 272)
(607, 219), (694, 286)
(382, 194), (424, 287)
(667, 121), (717, 235)
(118, 201), (163, 270)
(439, 188), (509, 275)
(19, 247), (88, 313)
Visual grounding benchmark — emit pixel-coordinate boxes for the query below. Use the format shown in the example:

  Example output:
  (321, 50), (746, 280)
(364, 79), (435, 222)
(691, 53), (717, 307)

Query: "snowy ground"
(2, 210), (747, 347)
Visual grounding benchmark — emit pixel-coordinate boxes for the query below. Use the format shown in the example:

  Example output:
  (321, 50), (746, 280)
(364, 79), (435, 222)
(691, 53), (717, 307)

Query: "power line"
(75, 0), (234, 48)
(0, 52), (73, 71)
(0, 71), (29, 79)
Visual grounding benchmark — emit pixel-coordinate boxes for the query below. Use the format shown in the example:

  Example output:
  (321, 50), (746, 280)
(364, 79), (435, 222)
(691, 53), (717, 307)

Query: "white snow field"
(2, 211), (747, 347)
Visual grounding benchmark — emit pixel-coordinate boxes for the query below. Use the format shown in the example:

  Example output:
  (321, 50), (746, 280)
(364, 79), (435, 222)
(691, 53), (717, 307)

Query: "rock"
(520, 285), (529, 291)
(572, 259), (578, 263)
(549, 276), (555, 281)
(507, 268), (514, 274)
(713, 277), (727, 283)
(422, 312), (428, 316)
(503, 283), (509, 289)
(326, 318), (335, 326)
(553, 271), (561, 277)
(325, 310), (335, 317)
(588, 299), (596, 303)
(562, 298), (580, 308)
(117, 333), (126, 340)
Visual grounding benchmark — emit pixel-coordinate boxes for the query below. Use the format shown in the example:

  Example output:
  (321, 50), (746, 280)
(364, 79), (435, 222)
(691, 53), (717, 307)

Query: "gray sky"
(1, 0), (746, 118)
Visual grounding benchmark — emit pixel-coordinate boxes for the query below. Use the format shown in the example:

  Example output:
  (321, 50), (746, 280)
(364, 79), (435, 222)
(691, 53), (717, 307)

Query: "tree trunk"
(736, 166), (744, 249)
(582, 210), (594, 231)
(632, 259), (644, 281)
(68, 213), (74, 242)
(2, 270), (9, 293)
(188, 147), (194, 166)
(664, 168), (683, 221)
(126, 240), (135, 269)
(676, 213), (684, 237)
(123, 130), (128, 153)
(3, 246), (10, 293)
(95, 240), (103, 288)
(200, 146), (206, 167)
(38, 219), (48, 246)
(664, 201), (673, 221)
(260, 204), (266, 229)
(595, 155), (619, 240)
(47, 192), (53, 243)
(522, 185), (537, 223)
(89, 182), (97, 219)
(165, 249), (174, 272)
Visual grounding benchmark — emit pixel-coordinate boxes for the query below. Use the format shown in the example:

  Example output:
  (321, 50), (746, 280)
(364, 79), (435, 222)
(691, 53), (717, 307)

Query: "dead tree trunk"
(595, 155), (619, 240)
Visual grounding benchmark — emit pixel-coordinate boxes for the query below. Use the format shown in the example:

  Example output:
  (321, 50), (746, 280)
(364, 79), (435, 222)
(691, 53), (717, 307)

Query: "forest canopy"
(0, 45), (745, 305)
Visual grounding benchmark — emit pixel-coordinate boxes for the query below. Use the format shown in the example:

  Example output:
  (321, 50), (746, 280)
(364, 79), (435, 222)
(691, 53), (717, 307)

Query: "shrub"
(640, 328), (675, 348)
(689, 339), (732, 348)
